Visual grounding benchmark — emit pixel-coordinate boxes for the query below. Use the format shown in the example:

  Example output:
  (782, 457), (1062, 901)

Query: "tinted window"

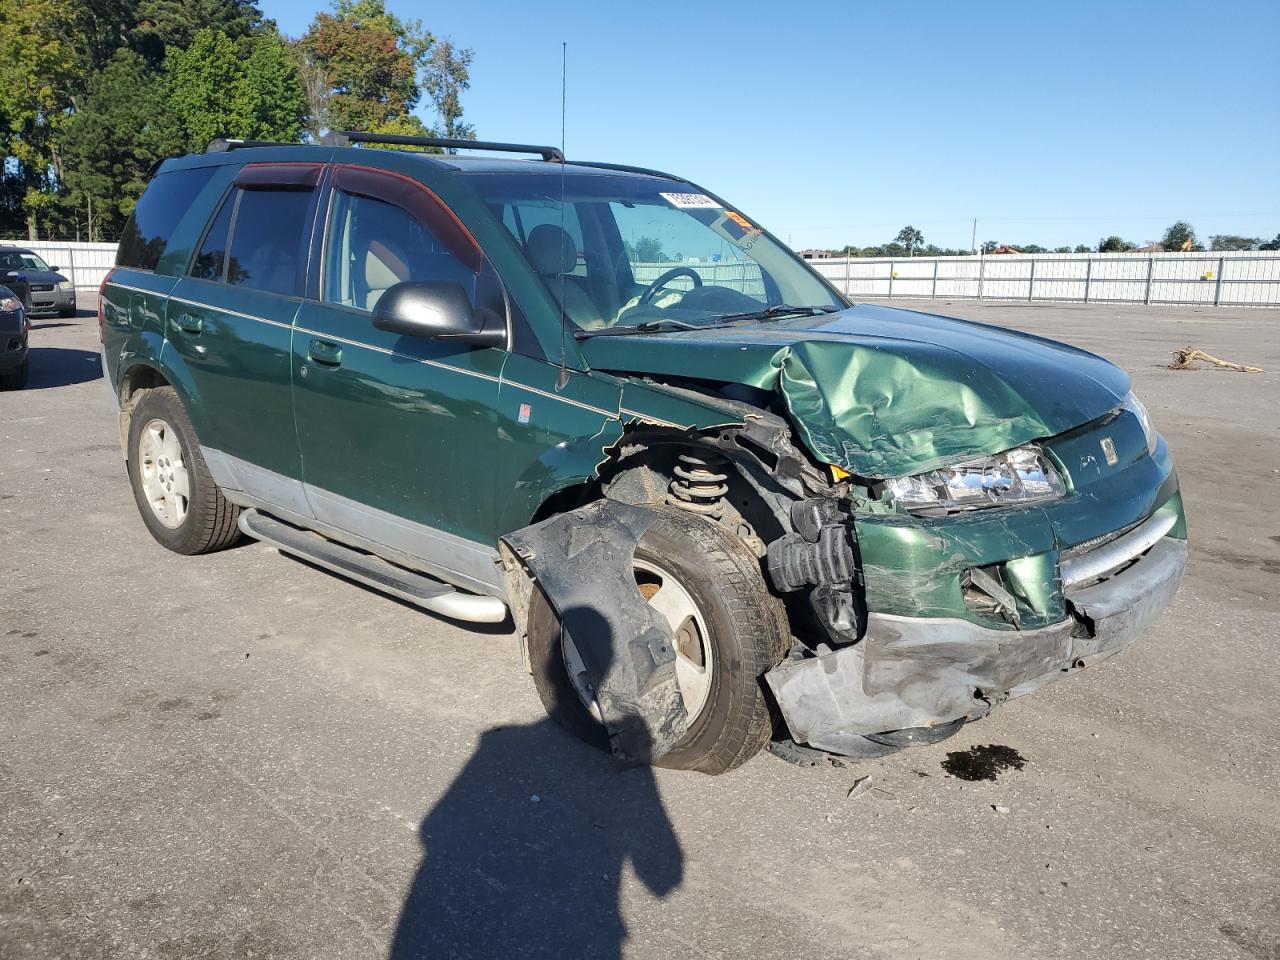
(190, 191), (237, 281)
(225, 187), (313, 296)
(117, 166), (217, 271)
(324, 190), (477, 312)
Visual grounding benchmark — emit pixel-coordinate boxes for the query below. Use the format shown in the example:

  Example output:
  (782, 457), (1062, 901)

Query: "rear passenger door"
(166, 162), (323, 518)
(291, 164), (505, 593)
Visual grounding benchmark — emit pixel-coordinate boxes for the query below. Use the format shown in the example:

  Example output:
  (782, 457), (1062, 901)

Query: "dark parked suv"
(0, 246), (76, 317)
(100, 133), (1186, 773)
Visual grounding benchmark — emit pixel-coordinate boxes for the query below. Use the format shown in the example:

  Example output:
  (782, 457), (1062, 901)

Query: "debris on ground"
(1168, 347), (1263, 373)
(941, 744), (1027, 781)
(992, 804), (1011, 814)
(846, 776), (874, 800)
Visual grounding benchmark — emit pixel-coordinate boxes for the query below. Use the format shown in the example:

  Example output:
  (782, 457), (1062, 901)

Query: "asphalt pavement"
(1, 301), (1277, 960)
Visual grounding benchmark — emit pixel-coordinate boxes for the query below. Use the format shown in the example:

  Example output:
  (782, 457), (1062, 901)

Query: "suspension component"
(667, 451), (729, 518)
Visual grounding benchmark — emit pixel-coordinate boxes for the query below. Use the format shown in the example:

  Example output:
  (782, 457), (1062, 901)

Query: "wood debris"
(1169, 347), (1263, 373)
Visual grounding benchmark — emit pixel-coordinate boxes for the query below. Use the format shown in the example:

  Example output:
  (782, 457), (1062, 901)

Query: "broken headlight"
(1124, 391), (1158, 455)
(886, 445), (1065, 513)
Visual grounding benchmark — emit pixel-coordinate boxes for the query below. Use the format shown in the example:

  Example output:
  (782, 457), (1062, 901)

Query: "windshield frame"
(462, 168), (848, 336)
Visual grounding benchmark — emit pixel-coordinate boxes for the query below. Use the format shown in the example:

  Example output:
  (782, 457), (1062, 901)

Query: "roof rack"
(330, 130), (564, 162)
(206, 133), (565, 162)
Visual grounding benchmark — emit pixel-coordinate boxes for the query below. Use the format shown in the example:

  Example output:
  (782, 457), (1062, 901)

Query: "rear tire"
(126, 386), (242, 554)
(0, 358), (28, 390)
(527, 504), (789, 775)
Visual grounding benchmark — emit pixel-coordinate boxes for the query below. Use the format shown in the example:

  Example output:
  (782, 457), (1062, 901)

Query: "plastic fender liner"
(499, 500), (687, 764)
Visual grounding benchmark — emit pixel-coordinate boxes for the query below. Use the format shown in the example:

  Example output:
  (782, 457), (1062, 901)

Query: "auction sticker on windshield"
(660, 192), (721, 209)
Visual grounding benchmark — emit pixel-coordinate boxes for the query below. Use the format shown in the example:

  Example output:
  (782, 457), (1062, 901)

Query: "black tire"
(0, 358), (28, 390)
(527, 504), (789, 775)
(126, 386), (242, 554)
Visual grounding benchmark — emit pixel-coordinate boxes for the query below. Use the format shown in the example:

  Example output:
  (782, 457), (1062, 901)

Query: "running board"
(237, 510), (508, 624)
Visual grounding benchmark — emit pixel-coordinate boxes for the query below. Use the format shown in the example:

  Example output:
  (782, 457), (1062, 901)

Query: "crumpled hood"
(580, 303), (1130, 478)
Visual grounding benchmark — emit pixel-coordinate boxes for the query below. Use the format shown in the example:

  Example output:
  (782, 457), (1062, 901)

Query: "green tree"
(1098, 235), (1135, 253)
(626, 236), (666, 262)
(232, 31), (307, 141)
(1208, 234), (1259, 251)
(1073, 244), (1092, 253)
(301, 0), (431, 133)
(1161, 220), (1199, 252)
(61, 49), (180, 239)
(166, 28), (243, 150)
(1259, 233), (1280, 251)
(894, 225), (924, 256)
(981, 240), (999, 254)
(424, 39), (475, 141)
(0, 0), (81, 237)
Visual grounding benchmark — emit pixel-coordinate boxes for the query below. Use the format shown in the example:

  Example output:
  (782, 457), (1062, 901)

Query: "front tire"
(527, 504), (789, 775)
(126, 386), (242, 554)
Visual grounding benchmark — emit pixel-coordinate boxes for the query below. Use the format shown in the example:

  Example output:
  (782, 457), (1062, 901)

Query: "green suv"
(101, 133), (1186, 774)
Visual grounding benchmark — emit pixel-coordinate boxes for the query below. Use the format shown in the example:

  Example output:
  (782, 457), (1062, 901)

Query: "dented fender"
(499, 500), (687, 764)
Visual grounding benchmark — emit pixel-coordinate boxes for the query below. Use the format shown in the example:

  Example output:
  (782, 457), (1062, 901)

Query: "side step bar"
(238, 510), (508, 624)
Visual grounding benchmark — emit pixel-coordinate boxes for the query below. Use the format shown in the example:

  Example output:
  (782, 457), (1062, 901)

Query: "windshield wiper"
(574, 318), (704, 339)
(707, 304), (838, 325)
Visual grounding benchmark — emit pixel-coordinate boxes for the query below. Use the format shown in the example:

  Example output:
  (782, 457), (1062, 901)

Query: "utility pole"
(971, 218), (977, 255)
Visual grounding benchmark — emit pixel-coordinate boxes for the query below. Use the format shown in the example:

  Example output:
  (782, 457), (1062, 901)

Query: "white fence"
(7, 241), (1279, 307)
(0, 240), (118, 291)
(808, 250), (1280, 307)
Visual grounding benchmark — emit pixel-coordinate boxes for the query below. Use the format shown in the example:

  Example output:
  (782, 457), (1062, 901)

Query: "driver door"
(291, 163), (506, 593)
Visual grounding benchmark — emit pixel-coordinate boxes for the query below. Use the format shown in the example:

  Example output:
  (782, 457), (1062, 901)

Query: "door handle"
(174, 313), (203, 334)
(307, 339), (343, 366)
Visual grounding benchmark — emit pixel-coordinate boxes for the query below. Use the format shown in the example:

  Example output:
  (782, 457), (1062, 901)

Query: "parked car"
(0, 245), (77, 317)
(100, 134), (1186, 774)
(0, 284), (30, 390)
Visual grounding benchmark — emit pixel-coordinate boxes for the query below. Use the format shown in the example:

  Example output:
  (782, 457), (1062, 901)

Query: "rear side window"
(224, 187), (313, 296)
(117, 166), (217, 271)
(190, 192), (236, 281)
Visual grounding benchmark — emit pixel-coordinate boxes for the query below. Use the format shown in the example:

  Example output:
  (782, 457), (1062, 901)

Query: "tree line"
(830, 221), (1280, 258)
(0, 0), (474, 241)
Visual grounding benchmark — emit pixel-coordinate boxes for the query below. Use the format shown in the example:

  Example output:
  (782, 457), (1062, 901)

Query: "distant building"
(986, 245), (1022, 255)
(798, 249), (833, 260)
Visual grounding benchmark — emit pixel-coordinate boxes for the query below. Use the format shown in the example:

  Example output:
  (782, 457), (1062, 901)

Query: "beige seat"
(524, 224), (606, 329)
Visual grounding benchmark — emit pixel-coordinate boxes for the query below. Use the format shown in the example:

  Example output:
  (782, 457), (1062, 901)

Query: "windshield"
(467, 172), (843, 332)
(20, 253), (51, 271)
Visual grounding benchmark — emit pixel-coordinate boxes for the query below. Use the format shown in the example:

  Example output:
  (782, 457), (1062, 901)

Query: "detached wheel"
(527, 504), (789, 775)
(126, 386), (242, 554)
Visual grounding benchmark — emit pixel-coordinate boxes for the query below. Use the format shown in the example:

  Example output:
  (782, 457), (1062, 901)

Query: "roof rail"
(565, 160), (682, 182)
(206, 138), (299, 153)
(331, 130), (565, 162)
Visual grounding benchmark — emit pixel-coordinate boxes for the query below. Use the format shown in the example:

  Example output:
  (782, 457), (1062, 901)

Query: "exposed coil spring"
(668, 451), (729, 518)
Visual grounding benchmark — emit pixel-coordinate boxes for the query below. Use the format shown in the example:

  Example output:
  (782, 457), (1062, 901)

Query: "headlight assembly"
(886, 444), (1065, 514)
(1124, 390), (1157, 455)
(58, 280), (75, 292)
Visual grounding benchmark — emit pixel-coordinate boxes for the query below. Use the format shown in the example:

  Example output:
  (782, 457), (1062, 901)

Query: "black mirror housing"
(371, 280), (504, 347)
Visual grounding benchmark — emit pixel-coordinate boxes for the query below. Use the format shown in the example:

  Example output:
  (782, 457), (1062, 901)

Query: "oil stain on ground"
(941, 744), (1026, 781)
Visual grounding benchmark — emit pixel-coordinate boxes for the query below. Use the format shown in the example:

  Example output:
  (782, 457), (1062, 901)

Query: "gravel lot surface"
(2, 302), (1277, 959)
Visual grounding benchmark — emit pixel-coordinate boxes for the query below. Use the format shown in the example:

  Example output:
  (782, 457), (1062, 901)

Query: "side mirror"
(48, 265), (60, 272)
(371, 280), (505, 347)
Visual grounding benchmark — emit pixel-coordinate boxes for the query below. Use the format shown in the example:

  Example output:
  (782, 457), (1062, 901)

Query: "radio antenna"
(556, 41), (570, 390)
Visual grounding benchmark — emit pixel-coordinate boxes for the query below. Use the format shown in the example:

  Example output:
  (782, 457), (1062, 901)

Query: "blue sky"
(261, 0), (1280, 251)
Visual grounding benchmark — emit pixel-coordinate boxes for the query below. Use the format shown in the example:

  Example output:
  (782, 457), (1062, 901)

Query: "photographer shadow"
(389, 607), (684, 959)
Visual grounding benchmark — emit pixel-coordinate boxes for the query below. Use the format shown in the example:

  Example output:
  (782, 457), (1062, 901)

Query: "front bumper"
(766, 534), (1187, 757)
(27, 287), (75, 315)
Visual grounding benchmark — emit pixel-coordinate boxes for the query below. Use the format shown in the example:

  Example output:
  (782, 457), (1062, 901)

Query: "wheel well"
(118, 364), (172, 461)
(121, 364), (170, 402)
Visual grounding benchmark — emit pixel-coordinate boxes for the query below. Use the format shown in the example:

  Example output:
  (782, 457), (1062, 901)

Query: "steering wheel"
(638, 267), (702, 306)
